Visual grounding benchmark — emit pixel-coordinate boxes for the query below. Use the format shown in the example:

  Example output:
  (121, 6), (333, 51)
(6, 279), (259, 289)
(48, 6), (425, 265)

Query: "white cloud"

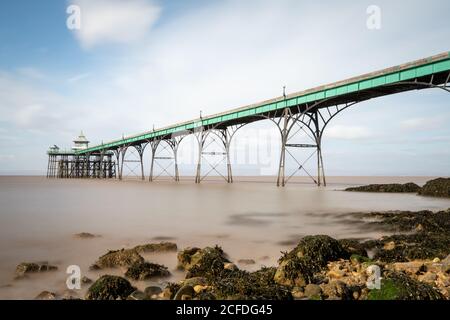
(325, 125), (373, 140)
(400, 117), (444, 130)
(71, 0), (161, 49)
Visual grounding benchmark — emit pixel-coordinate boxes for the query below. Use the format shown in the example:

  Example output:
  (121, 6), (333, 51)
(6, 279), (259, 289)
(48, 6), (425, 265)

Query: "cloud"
(400, 117), (444, 130)
(71, 0), (161, 49)
(67, 72), (91, 83)
(325, 125), (374, 140)
(16, 67), (47, 80)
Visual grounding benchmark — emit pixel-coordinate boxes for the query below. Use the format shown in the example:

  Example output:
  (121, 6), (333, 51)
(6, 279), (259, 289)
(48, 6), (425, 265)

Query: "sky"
(0, 0), (449, 176)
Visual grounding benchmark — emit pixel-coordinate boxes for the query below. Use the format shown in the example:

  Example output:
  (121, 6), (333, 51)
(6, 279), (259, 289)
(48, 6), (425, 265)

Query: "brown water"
(0, 176), (449, 299)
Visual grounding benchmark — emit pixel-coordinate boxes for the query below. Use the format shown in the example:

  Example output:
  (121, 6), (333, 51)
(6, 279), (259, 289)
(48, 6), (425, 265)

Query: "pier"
(47, 52), (450, 186)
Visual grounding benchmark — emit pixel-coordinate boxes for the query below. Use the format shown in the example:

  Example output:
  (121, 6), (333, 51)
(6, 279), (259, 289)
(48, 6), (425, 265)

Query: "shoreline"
(6, 207), (450, 300)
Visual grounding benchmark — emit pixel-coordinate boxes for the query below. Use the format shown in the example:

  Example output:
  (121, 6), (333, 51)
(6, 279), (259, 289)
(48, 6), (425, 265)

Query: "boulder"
(90, 248), (144, 269)
(274, 235), (349, 287)
(35, 291), (57, 300)
(134, 242), (177, 253)
(177, 246), (230, 278)
(125, 262), (170, 280)
(15, 262), (57, 279)
(74, 232), (98, 239)
(418, 178), (450, 198)
(320, 280), (352, 300)
(86, 275), (135, 300)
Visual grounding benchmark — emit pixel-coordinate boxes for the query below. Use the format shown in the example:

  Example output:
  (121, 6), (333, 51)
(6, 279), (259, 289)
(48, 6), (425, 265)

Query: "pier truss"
(48, 52), (450, 186)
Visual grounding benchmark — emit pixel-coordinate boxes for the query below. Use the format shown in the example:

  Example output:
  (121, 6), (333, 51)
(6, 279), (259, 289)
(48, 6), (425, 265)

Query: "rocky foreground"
(16, 208), (450, 300)
(344, 177), (450, 197)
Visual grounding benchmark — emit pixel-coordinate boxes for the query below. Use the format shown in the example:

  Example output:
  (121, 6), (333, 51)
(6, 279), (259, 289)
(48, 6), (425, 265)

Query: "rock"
(345, 183), (421, 193)
(238, 259), (256, 265)
(291, 287), (305, 299)
(81, 276), (93, 284)
(383, 241), (396, 251)
(350, 254), (372, 265)
(418, 178), (450, 198)
(35, 291), (57, 300)
(128, 290), (148, 300)
(177, 247), (201, 270)
(391, 261), (426, 275)
(15, 262), (57, 279)
(224, 263), (237, 271)
(161, 283), (181, 300)
(441, 254), (450, 273)
(338, 239), (368, 257)
(419, 272), (437, 283)
(194, 285), (209, 294)
(274, 235), (349, 287)
(125, 262), (170, 280)
(86, 275), (135, 300)
(144, 286), (163, 297)
(181, 277), (208, 287)
(174, 285), (195, 300)
(134, 242), (177, 253)
(304, 284), (322, 299)
(61, 290), (80, 300)
(74, 232), (98, 239)
(177, 246), (230, 278)
(368, 271), (443, 300)
(90, 248), (144, 269)
(208, 266), (292, 300)
(320, 280), (352, 300)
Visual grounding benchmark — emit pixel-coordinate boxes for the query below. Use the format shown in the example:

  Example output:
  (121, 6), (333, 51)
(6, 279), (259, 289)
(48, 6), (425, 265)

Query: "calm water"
(0, 176), (449, 299)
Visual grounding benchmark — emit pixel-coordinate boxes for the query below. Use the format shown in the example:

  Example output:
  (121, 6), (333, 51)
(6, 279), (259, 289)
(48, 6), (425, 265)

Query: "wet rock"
(418, 178), (450, 198)
(174, 285), (195, 300)
(291, 287), (305, 299)
(238, 259), (256, 265)
(304, 284), (322, 299)
(368, 271), (443, 300)
(338, 239), (368, 257)
(15, 262), (57, 279)
(177, 246), (230, 278)
(181, 277), (208, 287)
(224, 263), (237, 271)
(81, 276), (93, 284)
(35, 291), (57, 300)
(383, 241), (396, 251)
(74, 232), (99, 239)
(128, 290), (148, 300)
(134, 242), (177, 253)
(125, 262), (170, 280)
(194, 285), (209, 294)
(144, 286), (163, 297)
(90, 248), (144, 269)
(86, 275), (135, 300)
(360, 209), (450, 262)
(320, 280), (352, 300)
(345, 183), (421, 193)
(208, 266), (292, 300)
(274, 235), (349, 287)
(177, 247), (202, 270)
(162, 283), (181, 300)
(61, 290), (80, 300)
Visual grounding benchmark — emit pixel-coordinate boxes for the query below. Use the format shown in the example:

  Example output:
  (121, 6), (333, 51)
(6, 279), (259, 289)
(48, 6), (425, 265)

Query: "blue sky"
(0, 0), (449, 176)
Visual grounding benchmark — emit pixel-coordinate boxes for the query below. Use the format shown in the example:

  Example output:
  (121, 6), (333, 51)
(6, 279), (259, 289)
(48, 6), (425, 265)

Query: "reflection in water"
(0, 176), (449, 299)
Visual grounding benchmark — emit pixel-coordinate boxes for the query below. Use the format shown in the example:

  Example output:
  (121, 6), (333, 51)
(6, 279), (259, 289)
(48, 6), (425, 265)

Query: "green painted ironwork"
(77, 52), (450, 155)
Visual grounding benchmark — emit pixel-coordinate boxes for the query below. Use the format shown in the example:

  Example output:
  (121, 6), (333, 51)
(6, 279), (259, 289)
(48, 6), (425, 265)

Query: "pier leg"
(276, 109), (289, 187)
